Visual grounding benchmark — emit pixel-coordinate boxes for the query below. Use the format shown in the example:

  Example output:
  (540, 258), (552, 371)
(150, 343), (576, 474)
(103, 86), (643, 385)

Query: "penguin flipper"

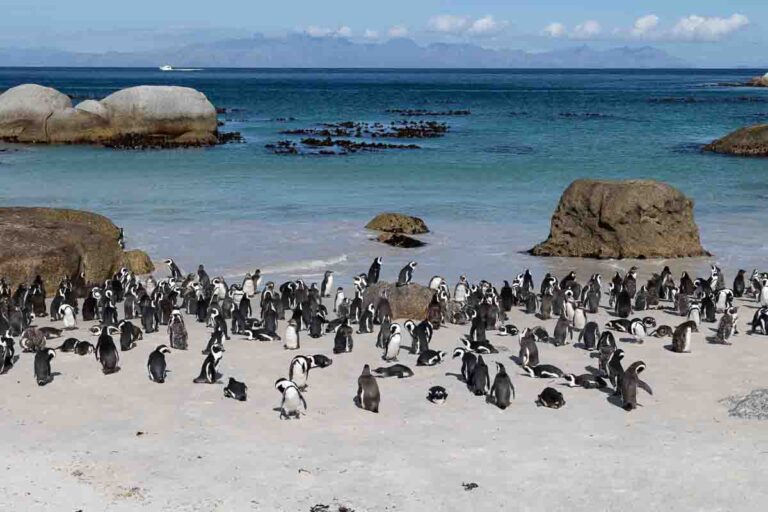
(638, 379), (653, 396)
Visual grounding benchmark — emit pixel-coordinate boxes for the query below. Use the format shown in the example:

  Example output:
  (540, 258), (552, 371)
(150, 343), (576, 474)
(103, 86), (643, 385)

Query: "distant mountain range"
(0, 34), (689, 68)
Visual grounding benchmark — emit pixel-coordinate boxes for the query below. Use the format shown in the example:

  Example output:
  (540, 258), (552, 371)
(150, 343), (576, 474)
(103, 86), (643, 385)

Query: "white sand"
(2, 279), (768, 511)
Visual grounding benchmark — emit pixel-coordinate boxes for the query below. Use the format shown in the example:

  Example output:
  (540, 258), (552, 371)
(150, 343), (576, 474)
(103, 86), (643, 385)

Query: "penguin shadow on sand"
(0, 355), (21, 375)
(444, 371), (466, 383)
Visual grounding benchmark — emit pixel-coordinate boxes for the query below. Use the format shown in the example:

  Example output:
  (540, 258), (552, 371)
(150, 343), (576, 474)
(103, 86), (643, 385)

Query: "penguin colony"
(0, 259), (763, 416)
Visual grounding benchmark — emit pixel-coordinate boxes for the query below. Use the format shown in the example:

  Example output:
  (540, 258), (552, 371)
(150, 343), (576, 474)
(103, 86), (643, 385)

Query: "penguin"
(572, 306), (587, 331)
(733, 270), (746, 298)
(224, 378), (248, 401)
(358, 303), (375, 334)
(165, 258), (182, 280)
(597, 330), (616, 350)
(452, 347), (477, 383)
(468, 355), (490, 396)
(333, 319), (354, 354)
(562, 373), (607, 389)
(56, 337), (80, 353)
(74, 340), (95, 356)
(92, 325), (121, 375)
(193, 343), (224, 384)
(629, 318), (647, 344)
(536, 387), (565, 409)
(117, 320), (138, 351)
(488, 362), (515, 409)
(701, 294), (717, 323)
(275, 378), (307, 419)
(375, 290), (393, 324)
(523, 364), (564, 379)
(517, 329), (540, 367)
(634, 286), (648, 311)
(382, 323), (402, 361)
(416, 349), (445, 367)
(59, 304), (77, 330)
(427, 386), (448, 404)
(372, 364), (414, 379)
(167, 311), (188, 350)
(453, 276), (469, 304)
(552, 316), (572, 346)
(147, 345), (171, 383)
(605, 319), (632, 332)
(715, 288), (734, 313)
(241, 273), (256, 298)
(355, 365), (380, 413)
(759, 279), (768, 307)
(288, 355), (313, 390)
(461, 337), (498, 355)
(367, 257), (382, 285)
(578, 322), (600, 350)
(715, 306), (738, 345)
(320, 271), (334, 298)
(525, 293), (538, 315)
(623, 267), (638, 298)
(396, 261), (417, 287)
(607, 348), (625, 393)
(585, 288), (601, 314)
(651, 325), (673, 338)
(284, 319), (300, 350)
(671, 320), (697, 352)
(333, 287), (345, 313)
(616, 286), (632, 318)
(34, 348), (56, 386)
(621, 361), (652, 411)
(751, 306), (768, 334)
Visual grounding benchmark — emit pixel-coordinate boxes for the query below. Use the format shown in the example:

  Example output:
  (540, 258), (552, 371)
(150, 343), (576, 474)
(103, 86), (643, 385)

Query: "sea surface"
(1, 68), (767, 286)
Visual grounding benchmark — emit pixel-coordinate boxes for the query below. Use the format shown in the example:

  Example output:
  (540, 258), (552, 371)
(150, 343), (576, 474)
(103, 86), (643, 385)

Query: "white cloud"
(363, 29), (379, 40)
(467, 15), (506, 37)
(543, 22), (567, 38)
(631, 14), (659, 37)
(670, 13), (749, 41)
(428, 14), (469, 34)
(572, 20), (601, 39)
(388, 25), (409, 38)
(304, 25), (352, 39)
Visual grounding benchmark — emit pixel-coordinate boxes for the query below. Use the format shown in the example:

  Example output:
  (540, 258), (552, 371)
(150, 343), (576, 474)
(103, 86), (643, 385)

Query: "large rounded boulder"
(704, 124), (768, 156)
(362, 281), (435, 320)
(0, 84), (72, 142)
(365, 213), (429, 235)
(530, 179), (709, 259)
(0, 207), (154, 290)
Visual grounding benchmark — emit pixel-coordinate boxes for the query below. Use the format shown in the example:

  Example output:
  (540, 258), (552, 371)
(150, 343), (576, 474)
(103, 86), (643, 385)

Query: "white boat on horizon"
(159, 65), (174, 71)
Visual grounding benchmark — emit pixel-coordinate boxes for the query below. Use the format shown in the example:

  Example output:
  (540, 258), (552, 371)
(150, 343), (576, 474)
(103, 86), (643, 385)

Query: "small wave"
(259, 254), (349, 275)
(484, 144), (535, 155)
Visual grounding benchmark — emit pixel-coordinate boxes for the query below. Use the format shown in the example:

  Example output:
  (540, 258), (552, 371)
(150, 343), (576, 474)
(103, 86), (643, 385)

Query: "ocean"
(1, 68), (767, 285)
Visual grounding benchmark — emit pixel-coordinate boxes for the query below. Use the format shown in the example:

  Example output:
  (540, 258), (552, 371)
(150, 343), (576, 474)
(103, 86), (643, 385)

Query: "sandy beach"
(2, 266), (767, 512)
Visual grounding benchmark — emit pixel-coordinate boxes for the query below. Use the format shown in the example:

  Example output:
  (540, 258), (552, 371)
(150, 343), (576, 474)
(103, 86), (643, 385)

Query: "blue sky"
(1, 0), (765, 66)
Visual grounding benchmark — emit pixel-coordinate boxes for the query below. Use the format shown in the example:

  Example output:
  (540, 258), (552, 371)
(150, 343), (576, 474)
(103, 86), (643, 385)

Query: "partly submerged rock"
(376, 233), (426, 248)
(0, 83), (220, 148)
(362, 281), (435, 320)
(0, 207), (152, 290)
(122, 249), (155, 275)
(365, 212), (429, 234)
(704, 124), (768, 156)
(530, 179), (709, 259)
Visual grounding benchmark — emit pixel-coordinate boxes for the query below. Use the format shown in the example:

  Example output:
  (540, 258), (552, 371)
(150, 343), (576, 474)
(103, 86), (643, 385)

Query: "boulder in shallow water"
(530, 179), (709, 259)
(0, 84), (72, 142)
(362, 281), (435, 320)
(365, 212), (429, 234)
(376, 233), (426, 248)
(0, 207), (152, 290)
(704, 124), (768, 157)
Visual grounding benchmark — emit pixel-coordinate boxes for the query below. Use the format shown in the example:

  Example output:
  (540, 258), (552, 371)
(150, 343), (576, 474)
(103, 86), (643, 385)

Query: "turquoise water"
(1, 68), (767, 283)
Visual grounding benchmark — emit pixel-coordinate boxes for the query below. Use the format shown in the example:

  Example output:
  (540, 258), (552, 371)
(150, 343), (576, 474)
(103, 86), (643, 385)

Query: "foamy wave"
(257, 254), (349, 276)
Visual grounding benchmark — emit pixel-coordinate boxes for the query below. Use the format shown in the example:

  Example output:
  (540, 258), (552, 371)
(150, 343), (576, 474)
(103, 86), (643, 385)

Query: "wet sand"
(1, 272), (768, 511)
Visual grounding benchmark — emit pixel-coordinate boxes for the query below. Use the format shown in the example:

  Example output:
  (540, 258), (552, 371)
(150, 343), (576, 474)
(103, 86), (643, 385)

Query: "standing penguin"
(452, 347), (477, 383)
(715, 307), (738, 345)
(518, 330), (540, 367)
(367, 257), (382, 285)
(488, 362), (515, 409)
(469, 355), (490, 396)
(572, 307), (587, 331)
(147, 345), (171, 383)
(396, 261), (417, 287)
(242, 273), (255, 298)
(284, 319), (300, 350)
(165, 258), (182, 280)
(34, 348), (56, 386)
(333, 319), (354, 354)
(193, 343), (224, 383)
(616, 286), (632, 318)
(167, 310), (188, 350)
(578, 322), (600, 350)
(733, 270), (746, 298)
(0, 333), (16, 374)
(93, 326), (121, 375)
(333, 287), (345, 313)
(358, 303), (375, 334)
(621, 361), (652, 411)
(275, 378), (307, 419)
(671, 320), (697, 353)
(355, 364), (380, 413)
(288, 355), (313, 390)
(59, 304), (77, 330)
(320, 271), (334, 298)
(552, 316), (572, 346)
(629, 318), (647, 344)
(608, 348), (625, 393)
(382, 323), (402, 361)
